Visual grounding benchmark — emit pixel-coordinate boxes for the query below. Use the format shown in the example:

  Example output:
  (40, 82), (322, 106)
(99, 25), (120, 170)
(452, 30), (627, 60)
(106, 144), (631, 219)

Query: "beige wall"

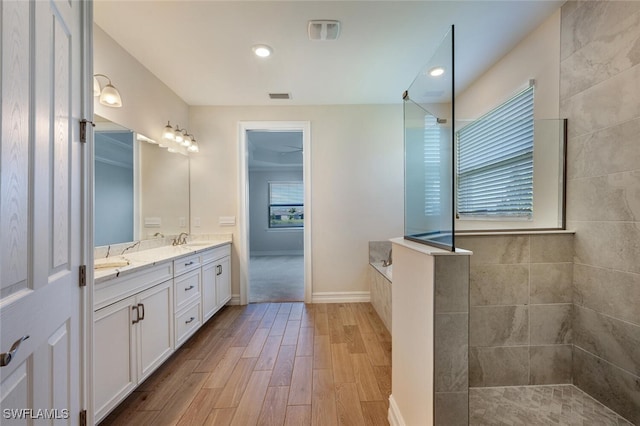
(456, 9), (560, 120)
(561, 1), (640, 423)
(189, 105), (404, 298)
(94, 24), (189, 148)
(455, 10), (562, 230)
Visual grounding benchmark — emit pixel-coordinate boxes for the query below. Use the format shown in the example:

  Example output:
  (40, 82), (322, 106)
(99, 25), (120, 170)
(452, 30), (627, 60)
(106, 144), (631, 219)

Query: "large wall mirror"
(94, 115), (190, 246)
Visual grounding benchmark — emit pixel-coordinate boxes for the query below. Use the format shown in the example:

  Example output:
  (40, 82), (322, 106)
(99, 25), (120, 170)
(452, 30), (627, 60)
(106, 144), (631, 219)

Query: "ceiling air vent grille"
(308, 20), (341, 41)
(269, 93), (291, 100)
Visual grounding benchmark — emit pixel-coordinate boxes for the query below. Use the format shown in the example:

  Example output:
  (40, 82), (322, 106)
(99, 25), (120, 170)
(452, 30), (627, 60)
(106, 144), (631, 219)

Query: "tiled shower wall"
(561, 1), (640, 423)
(456, 234), (574, 388)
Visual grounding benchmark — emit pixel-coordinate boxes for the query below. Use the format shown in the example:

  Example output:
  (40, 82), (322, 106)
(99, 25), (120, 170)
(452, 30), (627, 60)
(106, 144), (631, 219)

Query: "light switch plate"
(144, 217), (161, 227)
(219, 216), (236, 226)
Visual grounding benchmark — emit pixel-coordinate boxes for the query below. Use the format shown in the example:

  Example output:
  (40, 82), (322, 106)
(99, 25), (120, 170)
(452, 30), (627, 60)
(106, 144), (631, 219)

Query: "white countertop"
(94, 238), (232, 284)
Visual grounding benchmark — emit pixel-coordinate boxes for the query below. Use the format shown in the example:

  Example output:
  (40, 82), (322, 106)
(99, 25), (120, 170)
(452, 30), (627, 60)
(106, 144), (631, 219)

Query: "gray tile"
(470, 306), (529, 347)
(470, 264), (529, 306)
(434, 255), (469, 313)
(573, 305), (640, 376)
(567, 171), (640, 222)
(561, 6), (640, 99)
(470, 384), (634, 425)
(530, 234), (574, 263)
(530, 263), (573, 304)
(530, 304), (573, 345)
(530, 345), (572, 385)
(574, 263), (640, 326)
(560, 0), (609, 61)
(566, 117), (640, 180)
(456, 235), (529, 265)
(435, 313), (468, 392)
(561, 63), (640, 138)
(572, 221), (640, 275)
(435, 392), (468, 426)
(369, 240), (391, 263)
(573, 346), (640, 425)
(469, 346), (529, 387)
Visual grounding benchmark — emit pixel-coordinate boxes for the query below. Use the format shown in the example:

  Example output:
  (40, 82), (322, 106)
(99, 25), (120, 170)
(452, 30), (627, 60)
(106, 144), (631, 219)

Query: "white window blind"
(456, 86), (534, 218)
(424, 115), (441, 216)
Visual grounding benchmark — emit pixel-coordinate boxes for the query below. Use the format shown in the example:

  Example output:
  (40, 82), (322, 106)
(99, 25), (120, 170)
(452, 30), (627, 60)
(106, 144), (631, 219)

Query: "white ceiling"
(94, 0), (563, 106)
(247, 130), (303, 169)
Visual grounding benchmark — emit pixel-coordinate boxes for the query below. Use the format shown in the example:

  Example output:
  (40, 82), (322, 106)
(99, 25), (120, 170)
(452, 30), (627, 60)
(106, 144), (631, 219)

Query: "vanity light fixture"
(162, 121), (175, 141)
(93, 73), (123, 107)
(188, 139), (199, 153)
(174, 126), (184, 144)
(182, 133), (193, 147)
(428, 66), (445, 77)
(252, 44), (272, 58)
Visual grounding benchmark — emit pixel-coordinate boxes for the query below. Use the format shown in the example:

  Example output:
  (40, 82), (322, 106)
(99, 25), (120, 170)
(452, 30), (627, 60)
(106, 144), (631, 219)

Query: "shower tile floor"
(470, 385), (634, 425)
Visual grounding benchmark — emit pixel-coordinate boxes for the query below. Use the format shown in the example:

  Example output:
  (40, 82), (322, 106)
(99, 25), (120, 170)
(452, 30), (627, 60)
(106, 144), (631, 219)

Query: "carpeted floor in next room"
(249, 255), (304, 303)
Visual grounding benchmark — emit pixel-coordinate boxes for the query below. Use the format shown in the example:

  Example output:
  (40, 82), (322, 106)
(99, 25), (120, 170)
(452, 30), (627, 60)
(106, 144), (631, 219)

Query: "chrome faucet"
(172, 232), (189, 246)
(382, 249), (392, 267)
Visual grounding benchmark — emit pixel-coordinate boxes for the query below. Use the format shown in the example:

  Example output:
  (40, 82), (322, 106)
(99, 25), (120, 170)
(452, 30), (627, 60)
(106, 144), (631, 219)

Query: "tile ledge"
(456, 230), (575, 237)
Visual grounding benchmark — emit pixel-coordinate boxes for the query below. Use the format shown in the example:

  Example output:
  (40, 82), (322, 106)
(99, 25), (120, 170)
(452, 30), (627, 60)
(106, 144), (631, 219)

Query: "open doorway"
(238, 122), (312, 304)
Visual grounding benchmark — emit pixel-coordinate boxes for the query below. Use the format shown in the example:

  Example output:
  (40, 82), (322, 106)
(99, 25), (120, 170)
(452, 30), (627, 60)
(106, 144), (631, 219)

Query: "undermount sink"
(183, 241), (215, 248)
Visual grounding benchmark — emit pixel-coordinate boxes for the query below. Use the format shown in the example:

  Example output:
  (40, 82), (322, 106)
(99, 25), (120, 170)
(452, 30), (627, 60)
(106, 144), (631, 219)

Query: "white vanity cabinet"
(173, 252), (203, 348)
(201, 244), (232, 322)
(93, 240), (232, 423)
(94, 277), (173, 423)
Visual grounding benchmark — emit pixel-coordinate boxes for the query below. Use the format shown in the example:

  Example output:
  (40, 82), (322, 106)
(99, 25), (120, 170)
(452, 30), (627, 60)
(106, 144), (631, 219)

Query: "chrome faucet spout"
(172, 232), (189, 246)
(382, 249), (392, 267)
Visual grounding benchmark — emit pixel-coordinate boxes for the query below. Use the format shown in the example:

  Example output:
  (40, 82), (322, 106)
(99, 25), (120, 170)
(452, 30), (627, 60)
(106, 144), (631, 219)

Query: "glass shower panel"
(404, 27), (454, 250)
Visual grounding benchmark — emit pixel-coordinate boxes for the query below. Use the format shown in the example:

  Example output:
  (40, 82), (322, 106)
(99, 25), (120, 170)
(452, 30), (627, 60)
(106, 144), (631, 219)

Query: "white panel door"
(0, 0), (85, 424)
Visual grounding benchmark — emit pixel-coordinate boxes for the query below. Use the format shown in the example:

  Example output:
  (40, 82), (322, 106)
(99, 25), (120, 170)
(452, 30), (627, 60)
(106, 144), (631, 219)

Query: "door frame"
(238, 121), (312, 305)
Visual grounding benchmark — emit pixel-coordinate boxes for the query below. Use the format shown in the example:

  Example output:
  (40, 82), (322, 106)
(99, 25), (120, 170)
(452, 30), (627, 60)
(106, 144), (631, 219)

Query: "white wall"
(93, 24), (189, 148)
(189, 105), (404, 298)
(455, 9), (562, 230)
(249, 169), (304, 255)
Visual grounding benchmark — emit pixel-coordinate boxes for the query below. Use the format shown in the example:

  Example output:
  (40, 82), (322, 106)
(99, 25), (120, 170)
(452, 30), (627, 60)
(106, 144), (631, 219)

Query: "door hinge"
(79, 264), (87, 287)
(80, 119), (95, 143)
(79, 409), (87, 426)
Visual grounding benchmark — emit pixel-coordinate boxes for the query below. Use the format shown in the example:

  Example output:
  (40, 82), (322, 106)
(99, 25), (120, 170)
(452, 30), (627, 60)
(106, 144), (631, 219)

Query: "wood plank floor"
(99, 302), (392, 426)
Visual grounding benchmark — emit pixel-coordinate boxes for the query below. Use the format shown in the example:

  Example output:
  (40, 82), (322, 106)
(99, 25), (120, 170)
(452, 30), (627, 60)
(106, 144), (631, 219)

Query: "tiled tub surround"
(456, 233), (575, 388)
(369, 241), (392, 332)
(561, 1), (640, 423)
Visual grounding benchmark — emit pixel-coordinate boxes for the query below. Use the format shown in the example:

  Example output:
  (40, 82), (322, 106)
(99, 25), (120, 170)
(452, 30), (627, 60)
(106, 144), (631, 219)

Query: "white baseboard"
(388, 395), (406, 426)
(228, 294), (241, 305)
(311, 291), (370, 303)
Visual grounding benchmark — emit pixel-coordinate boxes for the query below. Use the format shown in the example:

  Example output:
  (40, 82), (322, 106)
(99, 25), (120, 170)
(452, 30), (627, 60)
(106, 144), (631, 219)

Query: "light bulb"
(174, 127), (184, 143)
(162, 121), (175, 140)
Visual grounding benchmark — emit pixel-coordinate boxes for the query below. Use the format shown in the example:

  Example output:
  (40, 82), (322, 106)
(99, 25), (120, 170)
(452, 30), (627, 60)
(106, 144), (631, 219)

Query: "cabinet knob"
(185, 261), (194, 267)
(138, 303), (145, 321)
(185, 317), (196, 324)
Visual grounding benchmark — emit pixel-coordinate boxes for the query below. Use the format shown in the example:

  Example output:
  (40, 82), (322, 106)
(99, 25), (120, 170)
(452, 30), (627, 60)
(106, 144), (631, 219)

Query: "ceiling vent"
(269, 93), (291, 100)
(308, 20), (341, 41)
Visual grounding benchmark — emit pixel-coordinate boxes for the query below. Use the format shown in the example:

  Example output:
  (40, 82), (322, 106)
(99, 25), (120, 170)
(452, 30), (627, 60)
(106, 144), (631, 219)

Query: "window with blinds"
(456, 86), (534, 219)
(424, 115), (441, 216)
(269, 182), (304, 228)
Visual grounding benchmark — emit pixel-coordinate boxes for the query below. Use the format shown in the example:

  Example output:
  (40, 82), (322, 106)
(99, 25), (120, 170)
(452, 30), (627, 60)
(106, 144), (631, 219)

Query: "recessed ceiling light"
(429, 66), (445, 77)
(252, 44), (272, 58)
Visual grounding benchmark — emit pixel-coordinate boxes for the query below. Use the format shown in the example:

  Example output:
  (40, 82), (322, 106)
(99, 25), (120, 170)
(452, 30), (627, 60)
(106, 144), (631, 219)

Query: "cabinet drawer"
(174, 269), (200, 311)
(175, 302), (201, 348)
(174, 253), (201, 276)
(95, 262), (173, 310)
(201, 244), (231, 265)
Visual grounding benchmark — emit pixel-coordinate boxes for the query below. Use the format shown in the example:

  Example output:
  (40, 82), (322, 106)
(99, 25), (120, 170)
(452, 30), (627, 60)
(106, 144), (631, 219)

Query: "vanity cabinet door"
(215, 256), (231, 307)
(137, 280), (174, 381)
(94, 297), (137, 422)
(202, 261), (217, 322)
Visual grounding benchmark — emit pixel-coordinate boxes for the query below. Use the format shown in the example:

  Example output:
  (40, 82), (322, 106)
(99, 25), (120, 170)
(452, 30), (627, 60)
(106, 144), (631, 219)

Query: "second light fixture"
(162, 121), (199, 153)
